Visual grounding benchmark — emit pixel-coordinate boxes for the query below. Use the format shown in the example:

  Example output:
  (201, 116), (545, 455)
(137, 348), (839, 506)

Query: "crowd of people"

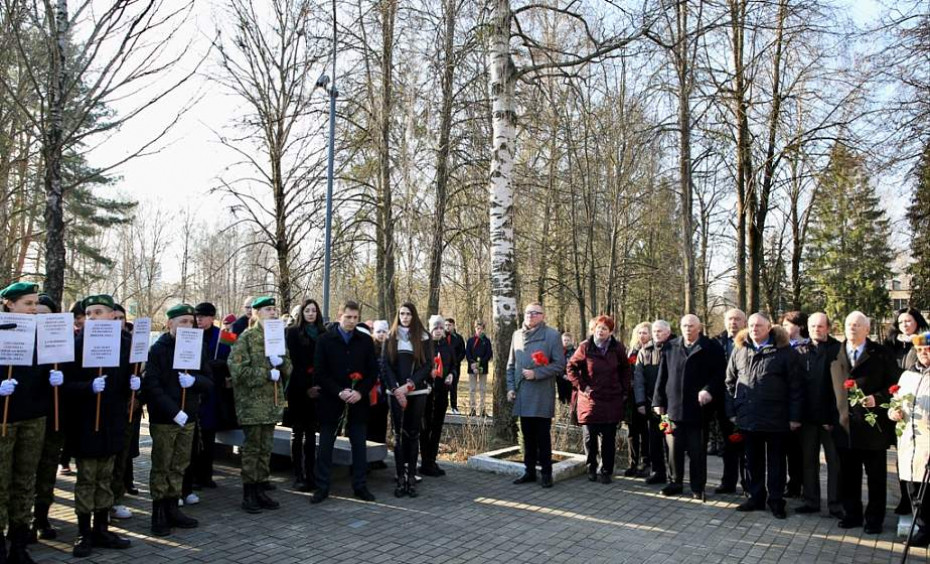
(0, 280), (929, 563)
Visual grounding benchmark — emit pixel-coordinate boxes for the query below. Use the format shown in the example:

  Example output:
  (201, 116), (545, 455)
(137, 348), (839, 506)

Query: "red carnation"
(843, 379), (856, 390)
(889, 384), (901, 395)
(728, 432), (744, 444)
(531, 351), (549, 366)
(349, 372), (363, 382)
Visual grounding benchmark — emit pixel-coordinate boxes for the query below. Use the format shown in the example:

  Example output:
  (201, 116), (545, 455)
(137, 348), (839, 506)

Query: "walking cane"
(95, 367), (103, 432)
(2, 365), (12, 437)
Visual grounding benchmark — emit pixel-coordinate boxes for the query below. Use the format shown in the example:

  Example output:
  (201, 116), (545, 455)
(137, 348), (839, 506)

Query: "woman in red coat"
(566, 315), (631, 483)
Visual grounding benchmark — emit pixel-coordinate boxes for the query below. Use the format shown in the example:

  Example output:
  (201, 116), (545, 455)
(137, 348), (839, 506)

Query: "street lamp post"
(321, 0), (337, 322)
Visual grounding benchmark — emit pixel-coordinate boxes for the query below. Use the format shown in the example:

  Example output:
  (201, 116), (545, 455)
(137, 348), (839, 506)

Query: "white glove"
(269, 369), (281, 382)
(130, 376), (141, 391)
(269, 355), (283, 367)
(92, 376), (107, 394)
(178, 373), (195, 389)
(0, 379), (18, 396)
(173, 411), (188, 426)
(49, 370), (64, 387)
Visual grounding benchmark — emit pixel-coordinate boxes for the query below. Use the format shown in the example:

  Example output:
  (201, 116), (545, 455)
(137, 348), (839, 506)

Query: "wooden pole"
(53, 363), (59, 431)
(181, 371), (188, 412)
(274, 380), (278, 407)
(129, 363), (139, 423)
(2, 365), (12, 437)
(95, 367), (102, 432)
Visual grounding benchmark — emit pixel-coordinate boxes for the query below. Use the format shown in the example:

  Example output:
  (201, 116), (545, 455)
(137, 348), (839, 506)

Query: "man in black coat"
(310, 301), (378, 504)
(634, 320), (672, 484)
(795, 312), (842, 517)
(831, 311), (900, 534)
(653, 314), (726, 499)
(231, 297), (253, 336)
(712, 308), (747, 494)
(725, 313), (804, 519)
(444, 318), (466, 414)
(465, 320), (493, 416)
(143, 304), (214, 536)
(61, 295), (134, 557)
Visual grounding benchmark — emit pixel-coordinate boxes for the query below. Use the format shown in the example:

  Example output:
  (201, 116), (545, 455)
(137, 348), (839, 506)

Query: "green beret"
(166, 303), (196, 320)
(83, 294), (115, 310)
(38, 294), (60, 313)
(0, 282), (39, 301)
(251, 296), (275, 309)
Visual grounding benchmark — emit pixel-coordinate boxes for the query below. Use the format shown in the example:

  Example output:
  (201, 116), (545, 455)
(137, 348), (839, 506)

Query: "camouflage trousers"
(74, 456), (115, 515)
(241, 424), (274, 485)
(0, 416), (45, 530)
(34, 427), (66, 507)
(149, 422), (194, 501)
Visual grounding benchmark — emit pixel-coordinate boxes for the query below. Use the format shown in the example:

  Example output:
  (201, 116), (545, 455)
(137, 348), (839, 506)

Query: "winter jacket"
(506, 322), (565, 419)
(199, 326), (237, 431)
(143, 332), (214, 425)
(796, 336), (841, 425)
(285, 324), (321, 420)
(724, 326), (804, 432)
(652, 334), (726, 424)
(830, 338), (900, 450)
(4, 353), (49, 423)
(447, 332), (466, 375)
(633, 339), (669, 407)
(894, 363), (930, 481)
(429, 337), (455, 397)
(566, 336), (630, 425)
(465, 333), (493, 374)
(382, 331), (434, 394)
(229, 322), (293, 426)
(313, 325), (378, 424)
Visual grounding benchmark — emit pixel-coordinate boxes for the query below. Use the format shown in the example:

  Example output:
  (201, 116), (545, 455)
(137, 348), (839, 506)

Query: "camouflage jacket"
(229, 322), (293, 426)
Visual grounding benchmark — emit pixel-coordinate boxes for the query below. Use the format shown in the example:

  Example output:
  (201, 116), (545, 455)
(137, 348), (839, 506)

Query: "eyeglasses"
(525, 311), (544, 317)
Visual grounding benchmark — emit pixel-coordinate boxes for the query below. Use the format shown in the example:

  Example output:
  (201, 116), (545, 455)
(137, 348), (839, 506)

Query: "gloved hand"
(178, 373), (195, 389)
(0, 379), (18, 396)
(130, 376), (141, 391)
(173, 411), (188, 427)
(49, 370), (64, 387)
(269, 369), (280, 382)
(92, 376), (107, 394)
(269, 355), (283, 367)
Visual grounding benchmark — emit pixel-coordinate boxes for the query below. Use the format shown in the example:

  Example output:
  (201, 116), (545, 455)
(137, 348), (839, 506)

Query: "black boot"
(166, 498), (198, 528)
(241, 484), (262, 514)
(30, 502), (56, 542)
(259, 481), (276, 491)
(150, 500), (171, 537)
(72, 514), (93, 558)
(255, 487), (280, 510)
(292, 433), (308, 491)
(7, 525), (37, 564)
(91, 510), (131, 549)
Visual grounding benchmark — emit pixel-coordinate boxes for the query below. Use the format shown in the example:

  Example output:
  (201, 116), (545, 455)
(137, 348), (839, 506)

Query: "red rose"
(349, 372), (363, 382)
(843, 379), (856, 390)
(728, 433), (744, 444)
(889, 384), (901, 395)
(531, 351), (549, 366)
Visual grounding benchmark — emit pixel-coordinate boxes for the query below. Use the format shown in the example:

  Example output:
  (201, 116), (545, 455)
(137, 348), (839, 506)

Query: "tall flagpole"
(322, 0), (337, 322)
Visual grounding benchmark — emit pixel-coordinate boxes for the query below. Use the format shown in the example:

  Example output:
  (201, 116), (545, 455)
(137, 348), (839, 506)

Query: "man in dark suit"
(831, 311), (900, 534)
(653, 314), (727, 499)
(310, 301), (378, 504)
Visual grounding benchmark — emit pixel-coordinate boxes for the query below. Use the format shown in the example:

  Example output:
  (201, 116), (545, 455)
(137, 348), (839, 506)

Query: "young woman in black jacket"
(382, 302), (433, 497)
(284, 299), (325, 492)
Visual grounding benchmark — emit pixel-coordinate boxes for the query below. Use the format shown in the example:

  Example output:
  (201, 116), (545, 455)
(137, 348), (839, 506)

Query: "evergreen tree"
(907, 142), (930, 309)
(805, 142), (894, 322)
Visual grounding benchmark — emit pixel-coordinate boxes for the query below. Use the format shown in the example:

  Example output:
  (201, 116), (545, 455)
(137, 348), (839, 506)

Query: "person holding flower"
(830, 311), (900, 534)
(566, 315), (630, 484)
(506, 303), (566, 488)
(888, 336), (930, 547)
(310, 300), (378, 504)
(420, 315), (454, 478)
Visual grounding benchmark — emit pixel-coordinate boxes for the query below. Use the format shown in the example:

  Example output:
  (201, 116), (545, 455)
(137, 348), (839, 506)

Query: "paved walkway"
(31, 425), (925, 563)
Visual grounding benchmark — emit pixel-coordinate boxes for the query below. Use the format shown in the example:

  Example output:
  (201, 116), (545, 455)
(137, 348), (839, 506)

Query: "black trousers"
(186, 425), (217, 490)
(716, 412), (745, 489)
(448, 369), (460, 411)
(839, 447), (887, 526)
(315, 419), (368, 492)
(421, 387), (448, 467)
(520, 417), (553, 475)
(666, 421), (706, 492)
(908, 481), (930, 532)
(645, 412), (667, 478)
(291, 421), (316, 484)
(744, 430), (786, 506)
(627, 410), (649, 470)
(800, 423), (841, 512)
(785, 430), (804, 493)
(367, 401), (389, 444)
(390, 394), (427, 483)
(583, 422), (618, 475)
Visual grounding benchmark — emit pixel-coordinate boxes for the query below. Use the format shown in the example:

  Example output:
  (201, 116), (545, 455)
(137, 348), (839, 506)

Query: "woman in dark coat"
(366, 320), (390, 470)
(566, 315), (631, 484)
(381, 302), (433, 498)
(285, 298), (325, 492)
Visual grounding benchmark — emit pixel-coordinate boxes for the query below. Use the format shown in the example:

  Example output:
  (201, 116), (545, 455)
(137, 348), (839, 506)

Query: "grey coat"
(506, 322), (566, 418)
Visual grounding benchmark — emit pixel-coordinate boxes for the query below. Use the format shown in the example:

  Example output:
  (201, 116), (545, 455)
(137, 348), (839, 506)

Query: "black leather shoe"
(72, 514), (93, 558)
(660, 483), (683, 497)
(645, 473), (667, 485)
(354, 488), (376, 502)
(513, 474), (537, 485)
(310, 490), (329, 504)
(736, 500), (763, 512)
(255, 489), (280, 510)
(598, 474), (612, 484)
(91, 511), (131, 549)
(769, 501), (787, 519)
(863, 523), (882, 535)
(588, 472), (598, 482)
(623, 467), (637, 477)
(540, 474), (553, 488)
(166, 498), (199, 528)
(714, 484), (737, 494)
(838, 518), (862, 529)
(795, 505), (819, 514)
(419, 465), (441, 477)
(259, 481), (277, 491)
(241, 484), (262, 514)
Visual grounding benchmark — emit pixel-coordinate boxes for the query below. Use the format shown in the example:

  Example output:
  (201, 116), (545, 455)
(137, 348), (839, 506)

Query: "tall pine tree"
(805, 142), (894, 322)
(907, 141), (930, 309)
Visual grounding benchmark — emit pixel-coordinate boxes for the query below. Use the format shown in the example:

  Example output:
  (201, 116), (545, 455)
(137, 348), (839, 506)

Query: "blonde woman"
(625, 321), (652, 477)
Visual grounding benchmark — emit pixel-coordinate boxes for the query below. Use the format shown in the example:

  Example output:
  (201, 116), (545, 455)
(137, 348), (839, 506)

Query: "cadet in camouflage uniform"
(143, 304), (213, 536)
(30, 293), (66, 544)
(61, 294), (135, 559)
(0, 282), (49, 564)
(229, 296), (291, 513)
